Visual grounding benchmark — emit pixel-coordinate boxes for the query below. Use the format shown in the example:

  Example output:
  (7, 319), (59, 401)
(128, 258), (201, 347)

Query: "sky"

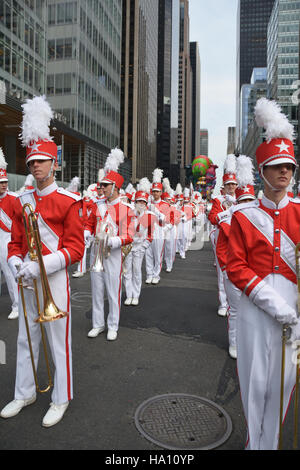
(189, 0), (239, 189)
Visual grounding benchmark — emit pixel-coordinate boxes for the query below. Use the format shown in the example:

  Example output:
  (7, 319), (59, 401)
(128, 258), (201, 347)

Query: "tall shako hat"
(223, 154), (237, 185)
(255, 97), (297, 170)
(0, 147), (8, 182)
(175, 183), (183, 200)
(101, 148), (125, 189)
(235, 155), (256, 202)
(125, 183), (136, 201)
(152, 168), (163, 191)
(20, 95), (57, 166)
(136, 177), (151, 203)
(162, 177), (172, 200)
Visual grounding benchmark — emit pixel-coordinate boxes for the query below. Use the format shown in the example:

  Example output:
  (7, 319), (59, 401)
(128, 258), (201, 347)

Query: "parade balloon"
(192, 156), (211, 177)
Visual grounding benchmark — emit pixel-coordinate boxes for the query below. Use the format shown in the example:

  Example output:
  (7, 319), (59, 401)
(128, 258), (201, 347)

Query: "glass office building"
(0, 0), (47, 100)
(268, 0), (300, 139)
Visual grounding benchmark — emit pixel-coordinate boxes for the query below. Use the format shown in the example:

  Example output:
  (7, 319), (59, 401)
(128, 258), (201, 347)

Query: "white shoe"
(218, 307), (228, 317)
(72, 272), (84, 278)
(152, 278), (159, 285)
(180, 254), (186, 259)
(107, 329), (118, 341)
(229, 345), (237, 359)
(131, 298), (139, 306)
(42, 402), (69, 428)
(0, 396), (36, 418)
(145, 278), (153, 284)
(166, 268), (172, 273)
(87, 327), (105, 338)
(124, 298), (132, 306)
(8, 310), (19, 320)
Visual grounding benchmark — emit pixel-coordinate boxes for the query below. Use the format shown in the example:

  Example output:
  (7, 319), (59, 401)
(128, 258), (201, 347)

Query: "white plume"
(236, 155), (255, 188)
(20, 95), (54, 146)
(183, 187), (190, 198)
(254, 97), (295, 143)
(24, 174), (34, 186)
(0, 147), (7, 169)
(104, 148), (125, 174)
(223, 154), (236, 175)
(125, 183), (135, 194)
(138, 177), (151, 193)
(152, 168), (163, 183)
(175, 183), (182, 196)
(98, 168), (105, 182)
(163, 177), (171, 192)
(66, 176), (80, 193)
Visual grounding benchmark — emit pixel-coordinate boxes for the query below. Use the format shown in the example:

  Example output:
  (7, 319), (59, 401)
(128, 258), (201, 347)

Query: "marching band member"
(175, 184), (186, 259)
(162, 178), (177, 273)
(208, 155), (237, 317)
(216, 155), (256, 359)
(123, 178), (157, 305)
(85, 148), (136, 340)
(1, 95), (84, 427)
(0, 148), (19, 319)
(227, 98), (300, 450)
(145, 169), (170, 285)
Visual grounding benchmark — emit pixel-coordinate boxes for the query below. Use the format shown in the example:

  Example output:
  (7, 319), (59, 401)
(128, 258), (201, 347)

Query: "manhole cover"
(134, 394), (232, 450)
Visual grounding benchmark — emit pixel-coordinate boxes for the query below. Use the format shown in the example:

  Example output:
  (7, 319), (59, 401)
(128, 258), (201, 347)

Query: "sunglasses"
(99, 183), (112, 188)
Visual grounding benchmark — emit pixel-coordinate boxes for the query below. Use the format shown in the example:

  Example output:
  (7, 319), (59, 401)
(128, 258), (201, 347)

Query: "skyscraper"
(47, 0), (123, 186)
(236, 0), (275, 147)
(121, 0), (159, 182)
(190, 41), (201, 160)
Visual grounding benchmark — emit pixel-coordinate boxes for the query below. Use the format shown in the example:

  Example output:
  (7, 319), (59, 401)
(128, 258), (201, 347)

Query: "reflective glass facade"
(47, 0), (122, 150)
(0, 0), (47, 100)
(120, 0), (159, 182)
(268, 0), (300, 122)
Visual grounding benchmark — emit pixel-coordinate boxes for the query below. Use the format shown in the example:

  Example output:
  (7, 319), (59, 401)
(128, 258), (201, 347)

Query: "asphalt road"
(0, 240), (297, 452)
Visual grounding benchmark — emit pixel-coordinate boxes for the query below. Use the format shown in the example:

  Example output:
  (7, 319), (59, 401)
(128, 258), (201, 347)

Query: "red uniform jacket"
(227, 196), (300, 299)
(0, 191), (18, 233)
(8, 186), (84, 267)
(86, 197), (136, 246)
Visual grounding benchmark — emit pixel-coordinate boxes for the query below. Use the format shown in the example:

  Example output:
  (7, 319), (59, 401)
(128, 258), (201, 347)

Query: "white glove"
(8, 256), (23, 281)
(251, 281), (298, 326)
(17, 260), (40, 282)
(107, 236), (122, 250)
(217, 210), (230, 222)
(84, 230), (94, 248)
(286, 319), (300, 345)
(16, 252), (66, 282)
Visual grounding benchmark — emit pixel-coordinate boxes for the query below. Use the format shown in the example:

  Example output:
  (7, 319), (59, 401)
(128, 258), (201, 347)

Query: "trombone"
(278, 243), (300, 449)
(18, 203), (68, 394)
(90, 219), (113, 273)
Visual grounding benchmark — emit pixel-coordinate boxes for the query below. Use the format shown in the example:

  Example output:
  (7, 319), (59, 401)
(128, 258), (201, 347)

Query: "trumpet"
(18, 203), (68, 394)
(90, 219), (114, 273)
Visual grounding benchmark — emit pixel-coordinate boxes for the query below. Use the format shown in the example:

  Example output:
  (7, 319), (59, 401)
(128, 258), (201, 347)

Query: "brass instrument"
(121, 243), (133, 274)
(278, 243), (300, 449)
(90, 219), (114, 273)
(18, 203), (68, 394)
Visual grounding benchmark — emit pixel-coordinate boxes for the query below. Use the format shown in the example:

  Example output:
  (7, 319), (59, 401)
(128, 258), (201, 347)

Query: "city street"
(0, 242), (297, 452)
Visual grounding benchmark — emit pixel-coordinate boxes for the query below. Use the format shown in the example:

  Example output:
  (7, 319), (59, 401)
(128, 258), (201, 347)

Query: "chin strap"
(261, 167), (297, 193)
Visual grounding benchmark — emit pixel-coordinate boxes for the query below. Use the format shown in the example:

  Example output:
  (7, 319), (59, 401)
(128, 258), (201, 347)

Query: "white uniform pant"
(210, 229), (227, 309)
(90, 245), (123, 331)
(164, 226), (176, 271)
(123, 249), (145, 299)
(76, 246), (87, 273)
(145, 235), (165, 280)
(237, 274), (297, 450)
(224, 277), (241, 348)
(15, 269), (72, 405)
(176, 221), (186, 257)
(0, 230), (18, 311)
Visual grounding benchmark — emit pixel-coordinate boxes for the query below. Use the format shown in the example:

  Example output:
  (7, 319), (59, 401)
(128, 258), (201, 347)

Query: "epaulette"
(8, 191), (19, 197)
(232, 200), (259, 213)
(17, 188), (35, 198)
(57, 187), (81, 201)
(289, 197), (300, 204)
